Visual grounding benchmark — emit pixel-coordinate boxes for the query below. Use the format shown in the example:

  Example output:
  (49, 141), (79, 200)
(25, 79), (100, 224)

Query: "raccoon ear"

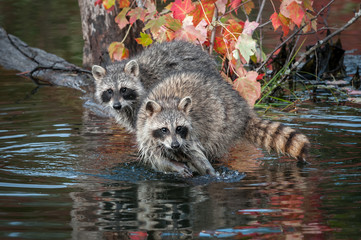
(92, 65), (106, 83)
(178, 96), (192, 114)
(145, 100), (161, 117)
(124, 60), (140, 77)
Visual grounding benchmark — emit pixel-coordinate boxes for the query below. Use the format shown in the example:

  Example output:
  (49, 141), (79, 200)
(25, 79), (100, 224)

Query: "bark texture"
(0, 27), (92, 90)
(78, 0), (143, 68)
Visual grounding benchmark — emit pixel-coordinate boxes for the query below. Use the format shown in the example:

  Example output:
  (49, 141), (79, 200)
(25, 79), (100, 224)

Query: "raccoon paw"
(169, 160), (193, 178)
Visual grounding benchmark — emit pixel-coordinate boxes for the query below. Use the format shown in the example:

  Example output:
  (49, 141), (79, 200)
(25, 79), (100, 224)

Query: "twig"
(256, 0), (335, 72)
(256, 0), (266, 23)
(209, 4), (218, 55)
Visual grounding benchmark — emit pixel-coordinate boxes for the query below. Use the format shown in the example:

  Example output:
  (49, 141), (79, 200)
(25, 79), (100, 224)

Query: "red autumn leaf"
(270, 12), (282, 31)
(287, 1), (305, 27)
(174, 16), (207, 44)
(115, 7), (130, 29)
(95, 0), (103, 7)
(108, 42), (129, 61)
(190, 2), (214, 26)
(127, 7), (147, 25)
(214, 37), (227, 56)
(278, 13), (291, 36)
(225, 19), (244, 41)
(117, 0), (130, 8)
(230, 0), (254, 14)
(229, 0), (242, 13)
(280, 0), (294, 18)
(170, 0), (195, 22)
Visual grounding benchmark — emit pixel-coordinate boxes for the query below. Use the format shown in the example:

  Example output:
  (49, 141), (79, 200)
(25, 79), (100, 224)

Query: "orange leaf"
(242, 0), (255, 15)
(214, 37), (227, 56)
(270, 12), (282, 31)
(287, 1), (304, 27)
(127, 7), (147, 25)
(115, 7), (130, 29)
(117, 0), (130, 8)
(174, 16), (207, 44)
(225, 19), (244, 41)
(190, 2), (215, 26)
(108, 42), (129, 61)
(233, 71), (261, 106)
(170, 0), (195, 21)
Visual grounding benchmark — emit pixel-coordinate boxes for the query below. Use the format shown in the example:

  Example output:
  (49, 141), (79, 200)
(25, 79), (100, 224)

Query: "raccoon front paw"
(169, 160), (193, 178)
(179, 165), (193, 178)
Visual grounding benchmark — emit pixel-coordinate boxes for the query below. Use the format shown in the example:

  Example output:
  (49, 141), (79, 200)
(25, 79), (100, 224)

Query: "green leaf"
(136, 32), (153, 47)
(143, 15), (166, 33)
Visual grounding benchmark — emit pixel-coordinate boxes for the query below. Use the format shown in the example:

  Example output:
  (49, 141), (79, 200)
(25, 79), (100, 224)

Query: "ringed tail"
(245, 116), (310, 162)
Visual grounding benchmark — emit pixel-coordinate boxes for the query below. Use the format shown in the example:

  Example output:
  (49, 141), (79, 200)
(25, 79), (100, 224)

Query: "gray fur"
(136, 71), (310, 177)
(92, 41), (218, 132)
(136, 71), (251, 177)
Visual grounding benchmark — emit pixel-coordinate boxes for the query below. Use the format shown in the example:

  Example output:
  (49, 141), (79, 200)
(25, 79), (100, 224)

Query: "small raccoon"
(136, 71), (310, 177)
(92, 41), (218, 132)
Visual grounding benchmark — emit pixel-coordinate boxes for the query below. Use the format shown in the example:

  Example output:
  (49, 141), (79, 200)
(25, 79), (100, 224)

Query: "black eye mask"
(102, 89), (113, 103)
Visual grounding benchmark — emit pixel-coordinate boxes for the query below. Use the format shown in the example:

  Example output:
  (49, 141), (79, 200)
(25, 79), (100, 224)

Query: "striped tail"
(245, 116), (310, 162)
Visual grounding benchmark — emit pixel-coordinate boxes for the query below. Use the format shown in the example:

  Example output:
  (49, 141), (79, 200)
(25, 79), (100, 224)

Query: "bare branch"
(256, 0), (266, 23)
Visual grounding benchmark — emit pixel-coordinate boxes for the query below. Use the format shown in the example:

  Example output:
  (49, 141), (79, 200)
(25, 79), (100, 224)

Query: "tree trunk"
(78, 0), (143, 68)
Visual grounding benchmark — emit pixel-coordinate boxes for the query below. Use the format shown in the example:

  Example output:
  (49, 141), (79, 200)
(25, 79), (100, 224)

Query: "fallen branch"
(0, 27), (93, 90)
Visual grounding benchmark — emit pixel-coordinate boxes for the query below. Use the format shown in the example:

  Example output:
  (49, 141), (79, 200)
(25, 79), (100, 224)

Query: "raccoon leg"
(154, 159), (193, 178)
(187, 149), (216, 176)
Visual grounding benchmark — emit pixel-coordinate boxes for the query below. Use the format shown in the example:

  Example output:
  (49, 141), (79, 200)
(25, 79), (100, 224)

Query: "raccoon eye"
(161, 127), (169, 133)
(107, 89), (113, 95)
(176, 126), (183, 133)
(120, 87), (127, 93)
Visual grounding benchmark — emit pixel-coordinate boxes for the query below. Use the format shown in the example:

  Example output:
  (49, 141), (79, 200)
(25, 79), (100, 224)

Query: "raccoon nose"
(113, 103), (122, 110)
(171, 141), (180, 149)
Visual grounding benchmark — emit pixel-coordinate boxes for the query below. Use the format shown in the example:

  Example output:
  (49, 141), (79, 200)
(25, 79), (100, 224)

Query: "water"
(1, 0), (361, 239)
(1, 68), (361, 239)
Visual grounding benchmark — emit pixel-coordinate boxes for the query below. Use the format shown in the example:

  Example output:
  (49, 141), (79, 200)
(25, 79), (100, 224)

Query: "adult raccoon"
(92, 41), (218, 132)
(136, 71), (310, 177)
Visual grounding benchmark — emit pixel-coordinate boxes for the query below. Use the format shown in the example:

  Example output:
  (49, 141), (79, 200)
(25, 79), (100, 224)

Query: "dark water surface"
(1, 69), (361, 239)
(1, 0), (361, 239)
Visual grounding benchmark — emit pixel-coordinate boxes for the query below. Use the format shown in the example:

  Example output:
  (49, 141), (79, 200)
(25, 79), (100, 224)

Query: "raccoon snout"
(171, 141), (180, 149)
(113, 103), (122, 110)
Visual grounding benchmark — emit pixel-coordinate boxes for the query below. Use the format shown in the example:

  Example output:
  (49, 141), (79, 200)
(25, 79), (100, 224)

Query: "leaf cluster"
(95, 0), (317, 107)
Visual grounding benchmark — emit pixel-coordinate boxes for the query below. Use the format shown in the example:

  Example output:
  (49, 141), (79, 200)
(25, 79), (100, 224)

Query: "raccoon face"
(145, 97), (192, 150)
(92, 61), (145, 112)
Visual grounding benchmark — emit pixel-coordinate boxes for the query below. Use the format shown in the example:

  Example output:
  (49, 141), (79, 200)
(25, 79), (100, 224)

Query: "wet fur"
(136, 71), (310, 176)
(92, 41), (218, 132)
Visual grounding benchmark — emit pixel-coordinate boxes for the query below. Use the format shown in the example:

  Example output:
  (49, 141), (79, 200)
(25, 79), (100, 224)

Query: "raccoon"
(92, 41), (218, 132)
(136, 71), (310, 177)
